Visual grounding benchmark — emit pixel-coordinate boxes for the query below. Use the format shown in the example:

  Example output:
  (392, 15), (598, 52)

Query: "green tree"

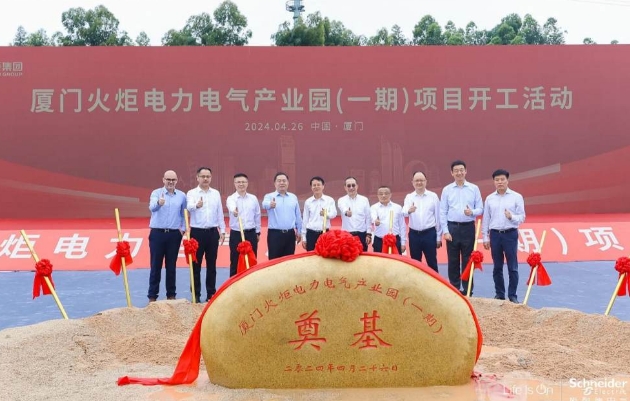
(136, 31), (150, 46)
(272, 12), (361, 46)
(611, 39), (619, 45)
(519, 14), (544, 44)
(443, 21), (464, 45)
(58, 5), (129, 46)
(583, 37), (596, 45)
(162, 1), (251, 46)
(488, 23), (517, 45)
(367, 24), (407, 46)
(412, 15), (444, 45)
(542, 18), (566, 44)
(209, 0), (252, 45)
(12, 26), (28, 46)
(463, 22), (487, 45)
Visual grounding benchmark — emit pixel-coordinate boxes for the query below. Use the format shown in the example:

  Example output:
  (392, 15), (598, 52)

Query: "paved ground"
(1, 261), (628, 331)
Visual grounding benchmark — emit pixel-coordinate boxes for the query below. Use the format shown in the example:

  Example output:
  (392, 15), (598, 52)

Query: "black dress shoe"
(509, 297), (519, 303)
(494, 295), (505, 300)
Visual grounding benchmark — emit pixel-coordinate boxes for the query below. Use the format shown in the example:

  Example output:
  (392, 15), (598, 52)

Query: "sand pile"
(1, 299), (629, 401)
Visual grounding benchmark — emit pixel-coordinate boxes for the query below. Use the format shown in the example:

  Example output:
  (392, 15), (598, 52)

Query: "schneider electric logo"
(1, 61), (23, 77)
(568, 378), (628, 396)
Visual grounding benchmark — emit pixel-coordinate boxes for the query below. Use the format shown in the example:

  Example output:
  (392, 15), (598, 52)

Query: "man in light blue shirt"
(262, 172), (302, 259)
(147, 170), (186, 302)
(482, 169), (526, 303)
(439, 160), (483, 296)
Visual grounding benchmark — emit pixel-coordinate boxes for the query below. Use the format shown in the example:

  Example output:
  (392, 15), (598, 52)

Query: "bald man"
(147, 170), (187, 303)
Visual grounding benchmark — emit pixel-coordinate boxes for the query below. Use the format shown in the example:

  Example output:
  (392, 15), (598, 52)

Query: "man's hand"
(196, 197), (203, 209)
(483, 241), (491, 250)
(504, 209), (512, 220)
(366, 235), (372, 245)
(158, 193), (166, 206)
(443, 233), (453, 242)
(436, 241), (442, 249)
(270, 197), (276, 209)
(233, 207), (239, 217)
(345, 208), (352, 217)
(401, 245), (406, 254)
(408, 203), (417, 213)
(219, 233), (225, 245)
(464, 205), (472, 216)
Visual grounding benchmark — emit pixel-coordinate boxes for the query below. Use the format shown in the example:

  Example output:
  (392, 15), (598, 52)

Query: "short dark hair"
(377, 185), (391, 192)
(492, 169), (510, 179)
(450, 160), (466, 171)
(310, 176), (325, 185)
(412, 171), (427, 179)
(233, 173), (248, 180)
(345, 176), (357, 183)
(274, 172), (288, 182)
(197, 167), (212, 175)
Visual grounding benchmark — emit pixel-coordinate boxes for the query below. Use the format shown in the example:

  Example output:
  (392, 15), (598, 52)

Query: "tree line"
(10, 1), (616, 47)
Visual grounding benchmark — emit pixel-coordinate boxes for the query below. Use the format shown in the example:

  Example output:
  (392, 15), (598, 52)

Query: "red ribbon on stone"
(109, 241), (133, 276)
(614, 256), (630, 296)
(526, 252), (552, 286)
(33, 259), (55, 299)
(236, 240), (258, 275)
(315, 230), (363, 262)
(461, 250), (484, 281)
(382, 234), (399, 254)
(183, 238), (199, 263)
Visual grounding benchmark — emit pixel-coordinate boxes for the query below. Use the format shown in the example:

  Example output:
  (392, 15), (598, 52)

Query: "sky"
(1, 0), (629, 46)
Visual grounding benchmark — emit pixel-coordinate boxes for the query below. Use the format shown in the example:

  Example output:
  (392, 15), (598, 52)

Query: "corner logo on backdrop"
(1, 61), (23, 77)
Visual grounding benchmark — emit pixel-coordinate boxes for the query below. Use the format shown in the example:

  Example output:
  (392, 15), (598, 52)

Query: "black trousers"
(349, 231), (368, 252)
(148, 229), (182, 300)
(229, 228), (258, 277)
(372, 235), (402, 255)
(190, 227), (219, 301)
(305, 229), (323, 251)
(267, 229), (296, 259)
(409, 227), (439, 272)
(446, 222), (475, 293)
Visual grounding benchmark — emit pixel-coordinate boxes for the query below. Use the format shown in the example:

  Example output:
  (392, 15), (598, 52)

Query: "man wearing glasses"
(226, 173), (261, 277)
(337, 177), (372, 251)
(147, 170), (187, 303)
(439, 160), (483, 296)
(186, 167), (226, 302)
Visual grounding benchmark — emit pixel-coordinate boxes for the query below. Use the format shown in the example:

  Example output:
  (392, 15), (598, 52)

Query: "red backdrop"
(1, 46), (629, 219)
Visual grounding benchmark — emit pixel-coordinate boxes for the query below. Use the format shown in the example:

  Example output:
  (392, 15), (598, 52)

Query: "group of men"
(147, 160), (525, 305)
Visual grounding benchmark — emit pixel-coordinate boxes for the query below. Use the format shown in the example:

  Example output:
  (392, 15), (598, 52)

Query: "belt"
(491, 228), (517, 234)
(448, 221), (474, 226)
(191, 226), (218, 231)
(243, 228), (256, 233)
(349, 231), (366, 236)
(269, 228), (293, 233)
(409, 227), (436, 234)
(307, 229), (323, 234)
(151, 228), (178, 233)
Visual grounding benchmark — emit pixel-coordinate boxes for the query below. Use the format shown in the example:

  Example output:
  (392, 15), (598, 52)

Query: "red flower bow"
(109, 241), (133, 276)
(382, 234), (399, 255)
(526, 252), (552, 286)
(183, 238), (199, 263)
(614, 256), (630, 296)
(33, 259), (55, 299)
(461, 250), (484, 281)
(315, 230), (363, 262)
(236, 240), (258, 274)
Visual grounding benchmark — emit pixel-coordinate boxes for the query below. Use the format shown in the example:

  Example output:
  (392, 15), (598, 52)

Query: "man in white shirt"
(403, 171), (442, 272)
(302, 176), (337, 251)
(370, 186), (407, 255)
(482, 169), (526, 303)
(226, 173), (261, 277)
(337, 176), (372, 251)
(186, 167), (226, 302)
